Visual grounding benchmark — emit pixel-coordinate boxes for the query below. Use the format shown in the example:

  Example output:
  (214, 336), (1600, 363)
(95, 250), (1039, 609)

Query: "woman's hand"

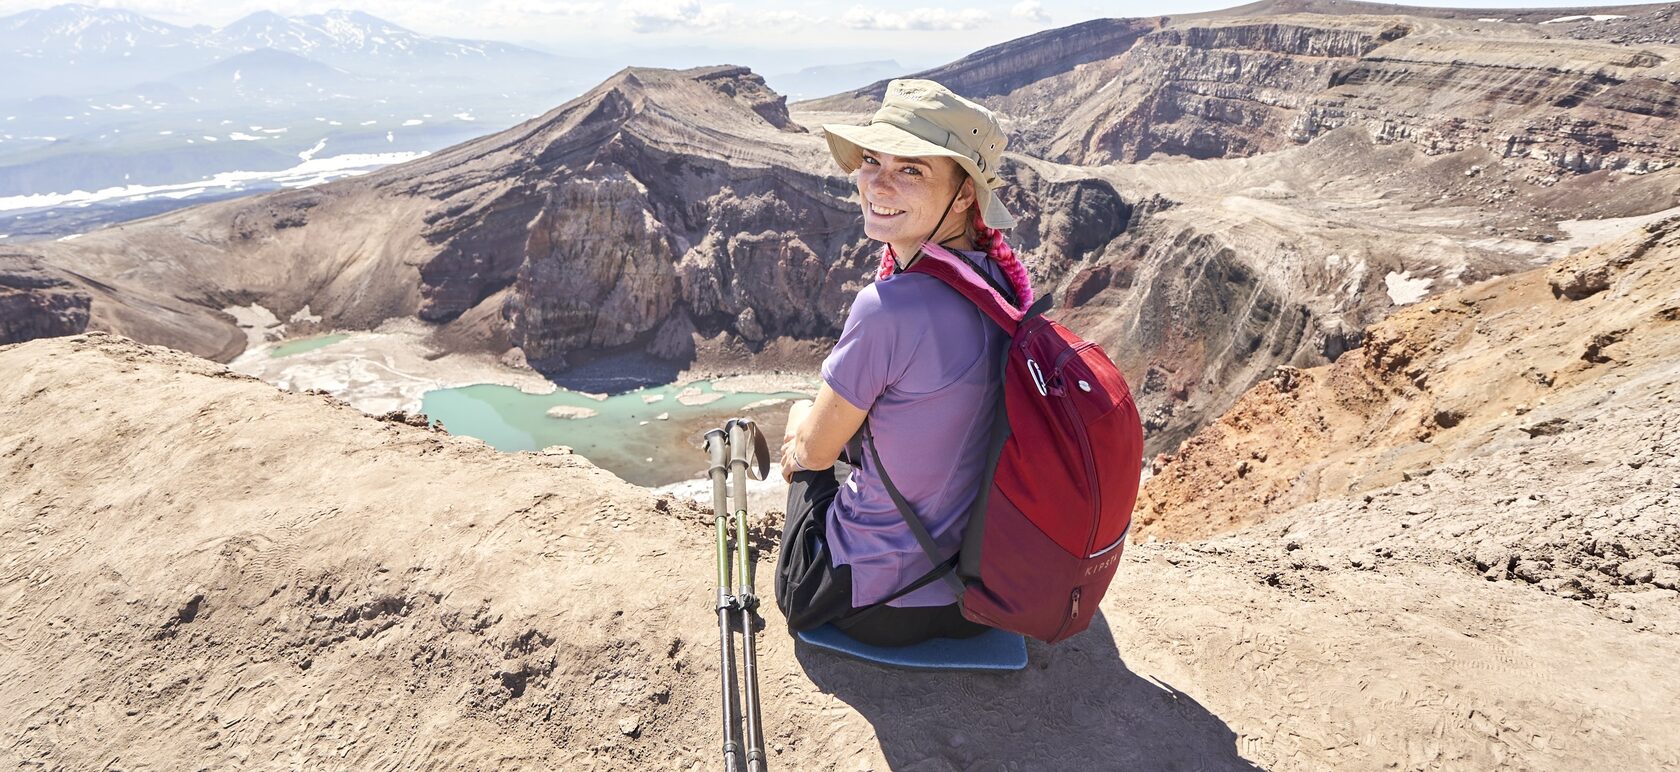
(781, 399), (815, 483)
(779, 390), (866, 483)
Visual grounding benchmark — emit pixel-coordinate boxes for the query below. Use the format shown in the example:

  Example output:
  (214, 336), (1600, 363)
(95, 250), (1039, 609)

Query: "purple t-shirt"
(821, 248), (1012, 608)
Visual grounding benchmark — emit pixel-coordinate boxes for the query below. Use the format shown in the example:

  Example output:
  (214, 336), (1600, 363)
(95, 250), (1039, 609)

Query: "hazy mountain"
(167, 48), (357, 96)
(208, 9), (558, 73)
(0, 3), (199, 56)
(0, 4), (209, 96)
(0, 4), (567, 98)
(763, 60), (908, 102)
(0, 5), (611, 232)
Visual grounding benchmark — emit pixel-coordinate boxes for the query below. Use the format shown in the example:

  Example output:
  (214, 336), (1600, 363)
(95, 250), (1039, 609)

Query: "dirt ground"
(2, 332), (1677, 770)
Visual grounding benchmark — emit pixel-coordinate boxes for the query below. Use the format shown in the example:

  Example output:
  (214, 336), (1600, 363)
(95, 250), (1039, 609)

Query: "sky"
(0, 0), (1654, 71)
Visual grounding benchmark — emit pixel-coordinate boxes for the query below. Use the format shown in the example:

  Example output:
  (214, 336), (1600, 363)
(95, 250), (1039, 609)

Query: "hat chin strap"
(891, 184), (966, 274)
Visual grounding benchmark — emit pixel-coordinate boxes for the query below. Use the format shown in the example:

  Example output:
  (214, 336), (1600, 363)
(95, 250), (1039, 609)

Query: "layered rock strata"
(803, 7), (1680, 176)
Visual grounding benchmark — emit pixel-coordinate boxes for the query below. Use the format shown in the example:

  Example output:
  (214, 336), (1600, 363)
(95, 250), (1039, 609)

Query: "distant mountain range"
(763, 60), (909, 102)
(0, 4), (621, 232)
(0, 4), (565, 97)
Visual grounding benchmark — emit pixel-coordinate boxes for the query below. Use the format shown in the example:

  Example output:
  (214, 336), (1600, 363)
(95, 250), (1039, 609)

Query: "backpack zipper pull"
(1071, 587), (1081, 618)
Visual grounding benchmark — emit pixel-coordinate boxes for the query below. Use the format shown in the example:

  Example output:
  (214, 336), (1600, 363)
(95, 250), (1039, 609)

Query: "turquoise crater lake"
(419, 379), (812, 487)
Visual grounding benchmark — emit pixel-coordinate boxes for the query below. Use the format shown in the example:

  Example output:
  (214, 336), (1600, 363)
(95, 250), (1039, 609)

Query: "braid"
(973, 209), (1034, 307)
(873, 210), (1035, 309)
(876, 243), (897, 282)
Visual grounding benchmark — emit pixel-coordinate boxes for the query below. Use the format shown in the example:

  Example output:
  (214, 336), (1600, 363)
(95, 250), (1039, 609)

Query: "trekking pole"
(703, 427), (743, 772)
(726, 417), (772, 772)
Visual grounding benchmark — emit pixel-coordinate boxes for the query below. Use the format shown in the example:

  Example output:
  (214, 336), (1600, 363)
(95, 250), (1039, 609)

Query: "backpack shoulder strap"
(848, 418), (968, 600)
(905, 243), (1026, 335)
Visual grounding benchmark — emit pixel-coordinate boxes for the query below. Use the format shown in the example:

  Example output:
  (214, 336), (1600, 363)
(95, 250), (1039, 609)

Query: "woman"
(774, 79), (1035, 647)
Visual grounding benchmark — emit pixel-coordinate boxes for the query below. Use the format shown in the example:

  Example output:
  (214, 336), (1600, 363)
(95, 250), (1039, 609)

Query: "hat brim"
(823, 123), (1017, 230)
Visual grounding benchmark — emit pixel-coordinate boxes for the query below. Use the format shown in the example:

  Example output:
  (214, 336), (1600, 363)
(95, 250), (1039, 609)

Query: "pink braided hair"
(876, 209), (1035, 308)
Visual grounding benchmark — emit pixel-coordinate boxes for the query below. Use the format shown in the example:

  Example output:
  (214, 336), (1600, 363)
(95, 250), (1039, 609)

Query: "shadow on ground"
(793, 609), (1259, 770)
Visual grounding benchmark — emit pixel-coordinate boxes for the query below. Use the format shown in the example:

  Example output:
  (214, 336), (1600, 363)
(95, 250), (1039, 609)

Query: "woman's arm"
(780, 385), (868, 483)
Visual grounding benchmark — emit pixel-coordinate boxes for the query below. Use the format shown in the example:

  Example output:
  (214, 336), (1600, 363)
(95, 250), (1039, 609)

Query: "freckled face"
(856, 151), (967, 247)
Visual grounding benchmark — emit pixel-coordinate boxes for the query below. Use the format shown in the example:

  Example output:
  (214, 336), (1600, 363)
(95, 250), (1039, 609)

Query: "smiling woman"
(774, 79), (1036, 648)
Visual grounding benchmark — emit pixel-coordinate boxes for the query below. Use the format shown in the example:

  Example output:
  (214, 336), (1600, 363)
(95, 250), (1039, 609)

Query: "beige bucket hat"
(822, 78), (1017, 229)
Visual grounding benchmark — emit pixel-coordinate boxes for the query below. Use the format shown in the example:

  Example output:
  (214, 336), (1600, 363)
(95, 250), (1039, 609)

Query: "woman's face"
(856, 150), (971, 247)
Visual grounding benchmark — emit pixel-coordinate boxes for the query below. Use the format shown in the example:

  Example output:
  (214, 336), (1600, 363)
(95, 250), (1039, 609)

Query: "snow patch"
(401, 118), (423, 126)
(1384, 271), (1433, 305)
(223, 302), (282, 349)
(1541, 14), (1626, 24)
(228, 132), (263, 141)
(0, 151), (431, 214)
(452, 112), (475, 121)
(298, 138), (328, 161)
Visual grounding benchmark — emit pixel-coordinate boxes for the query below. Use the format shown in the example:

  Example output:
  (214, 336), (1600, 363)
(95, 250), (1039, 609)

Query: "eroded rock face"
(0, 254), (89, 345)
(1052, 21), (1402, 164)
(505, 174), (683, 370)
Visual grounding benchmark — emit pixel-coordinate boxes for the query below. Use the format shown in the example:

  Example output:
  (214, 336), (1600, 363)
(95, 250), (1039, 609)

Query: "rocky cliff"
(1135, 214), (1680, 626)
(0, 254), (88, 344)
(801, 5), (1680, 175)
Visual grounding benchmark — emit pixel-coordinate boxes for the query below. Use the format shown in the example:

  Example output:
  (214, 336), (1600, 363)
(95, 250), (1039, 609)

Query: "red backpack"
(846, 242), (1144, 643)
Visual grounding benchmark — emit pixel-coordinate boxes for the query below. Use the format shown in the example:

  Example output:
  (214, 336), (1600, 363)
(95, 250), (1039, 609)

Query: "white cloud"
(841, 6), (990, 32)
(1011, 1), (1050, 24)
(467, 0), (603, 24)
(755, 9), (822, 28)
(622, 1), (734, 33)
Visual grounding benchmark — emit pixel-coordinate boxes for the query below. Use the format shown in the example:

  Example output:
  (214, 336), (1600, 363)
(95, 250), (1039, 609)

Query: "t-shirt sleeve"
(821, 283), (915, 411)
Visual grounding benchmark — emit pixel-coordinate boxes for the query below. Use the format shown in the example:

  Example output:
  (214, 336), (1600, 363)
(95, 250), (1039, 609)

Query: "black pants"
(775, 462), (991, 647)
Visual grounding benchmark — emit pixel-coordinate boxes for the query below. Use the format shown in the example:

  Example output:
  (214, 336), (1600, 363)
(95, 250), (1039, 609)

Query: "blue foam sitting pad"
(795, 624), (1028, 671)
